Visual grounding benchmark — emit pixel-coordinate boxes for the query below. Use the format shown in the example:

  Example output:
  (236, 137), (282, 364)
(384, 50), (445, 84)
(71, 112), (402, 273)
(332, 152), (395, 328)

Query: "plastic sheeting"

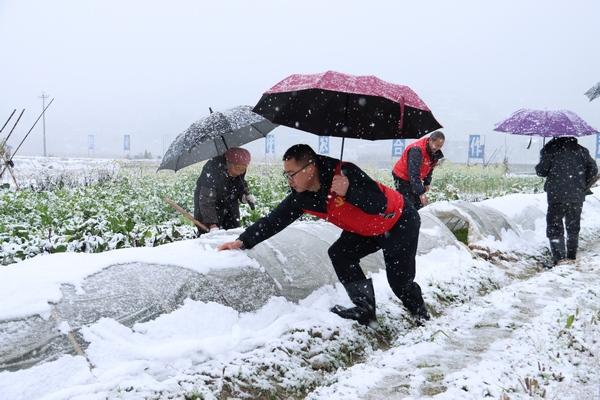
(0, 201), (516, 371)
(0, 263), (278, 371)
(426, 200), (520, 243)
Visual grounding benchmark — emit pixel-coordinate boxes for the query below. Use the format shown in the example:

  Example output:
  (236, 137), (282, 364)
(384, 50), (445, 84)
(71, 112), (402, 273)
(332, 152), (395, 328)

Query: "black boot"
(566, 236), (578, 260)
(331, 279), (376, 327)
(549, 237), (566, 265)
(411, 303), (430, 321)
(394, 282), (430, 321)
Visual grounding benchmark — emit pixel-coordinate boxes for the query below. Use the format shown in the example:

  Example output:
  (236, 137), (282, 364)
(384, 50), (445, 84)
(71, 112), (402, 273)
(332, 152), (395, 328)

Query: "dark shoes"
(549, 237), (566, 265)
(549, 236), (578, 265)
(392, 281), (430, 322)
(331, 278), (431, 326)
(331, 278), (377, 327)
(410, 303), (430, 321)
(330, 304), (376, 327)
(566, 236), (578, 260)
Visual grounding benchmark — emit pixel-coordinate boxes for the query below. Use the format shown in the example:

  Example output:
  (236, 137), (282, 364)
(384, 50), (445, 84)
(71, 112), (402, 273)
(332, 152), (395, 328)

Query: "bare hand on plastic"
(218, 240), (243, 251)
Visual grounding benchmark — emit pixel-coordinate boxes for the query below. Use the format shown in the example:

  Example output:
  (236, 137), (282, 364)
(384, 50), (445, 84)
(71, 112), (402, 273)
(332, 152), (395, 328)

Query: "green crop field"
(0, 160), (544, 265)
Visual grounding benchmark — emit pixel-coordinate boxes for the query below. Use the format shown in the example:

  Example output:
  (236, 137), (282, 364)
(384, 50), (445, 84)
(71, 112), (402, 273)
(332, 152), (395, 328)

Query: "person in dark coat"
(392, 131), (445, 209)
(218, 144), (430, 326)
(194, 147), (255, 234)
(535, 136), (598, 265)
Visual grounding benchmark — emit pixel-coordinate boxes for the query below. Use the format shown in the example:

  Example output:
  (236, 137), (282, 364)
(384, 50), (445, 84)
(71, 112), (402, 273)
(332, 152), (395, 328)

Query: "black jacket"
(238, 156), (388, 249)
(193, 155), (248, 225)
(535, 137), (598, 204)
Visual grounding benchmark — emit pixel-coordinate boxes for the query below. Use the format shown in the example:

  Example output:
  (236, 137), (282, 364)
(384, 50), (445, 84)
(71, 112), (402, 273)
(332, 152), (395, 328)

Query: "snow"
(0, 229), (258, 321)
(313, 257), (600, 399)
(1, 190), (600, 399)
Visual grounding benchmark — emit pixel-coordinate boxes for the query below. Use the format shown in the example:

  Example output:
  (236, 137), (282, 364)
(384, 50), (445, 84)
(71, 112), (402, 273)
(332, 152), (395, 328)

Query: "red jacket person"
(392, 131), (445, 209)
(218, 144), (429, 326)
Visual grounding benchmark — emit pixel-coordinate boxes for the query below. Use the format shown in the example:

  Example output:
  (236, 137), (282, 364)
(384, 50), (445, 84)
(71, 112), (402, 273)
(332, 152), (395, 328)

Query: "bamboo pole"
(164, 197), (209, 232)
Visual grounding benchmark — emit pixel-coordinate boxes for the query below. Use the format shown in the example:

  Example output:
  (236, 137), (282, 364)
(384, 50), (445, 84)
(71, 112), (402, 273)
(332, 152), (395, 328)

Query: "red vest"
(392, 137), (437, 181)
(304, 163), (404, 236)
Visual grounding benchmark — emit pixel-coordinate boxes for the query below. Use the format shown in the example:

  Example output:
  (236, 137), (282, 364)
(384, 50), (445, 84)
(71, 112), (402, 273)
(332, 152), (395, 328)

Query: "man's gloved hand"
(242, 194), (256, 210)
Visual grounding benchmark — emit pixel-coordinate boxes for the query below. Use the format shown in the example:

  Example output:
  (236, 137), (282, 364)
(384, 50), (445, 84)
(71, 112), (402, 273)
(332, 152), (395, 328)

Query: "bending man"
(218, 144), (429, 326)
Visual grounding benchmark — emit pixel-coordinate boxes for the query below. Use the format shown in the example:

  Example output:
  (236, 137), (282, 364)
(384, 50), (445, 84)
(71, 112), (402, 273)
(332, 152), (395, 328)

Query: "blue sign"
(468, 135), (484, 159)
(88, 135), (94, 151)
(318, 136), (330, 154)
(391, 139), (406, 157)
(123, 134), (130, 151)
(596, 133), (600, 159)
(265, 133), (275, 154)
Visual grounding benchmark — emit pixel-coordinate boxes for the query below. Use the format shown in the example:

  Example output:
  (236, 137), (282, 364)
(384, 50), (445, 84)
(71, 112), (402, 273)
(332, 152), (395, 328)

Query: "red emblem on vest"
(304, 163), (404, 236)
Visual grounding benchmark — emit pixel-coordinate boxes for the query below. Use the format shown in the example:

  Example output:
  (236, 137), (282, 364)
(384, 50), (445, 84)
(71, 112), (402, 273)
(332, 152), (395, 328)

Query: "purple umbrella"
(494, 109), (598, 137)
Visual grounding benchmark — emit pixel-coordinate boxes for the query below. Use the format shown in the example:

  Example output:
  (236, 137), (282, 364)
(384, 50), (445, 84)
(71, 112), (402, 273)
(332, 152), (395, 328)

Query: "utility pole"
(162, 134), (168, 157)
(39, 92), (49, 156)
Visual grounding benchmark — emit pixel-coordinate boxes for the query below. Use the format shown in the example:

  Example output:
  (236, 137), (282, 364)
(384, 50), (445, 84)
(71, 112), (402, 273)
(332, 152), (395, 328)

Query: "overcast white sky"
(1, 0), (599, 163)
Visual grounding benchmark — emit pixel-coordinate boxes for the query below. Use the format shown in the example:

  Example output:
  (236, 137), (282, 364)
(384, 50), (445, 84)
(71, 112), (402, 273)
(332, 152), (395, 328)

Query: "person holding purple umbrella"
(495, 108), (599, 265)
(535, 137), (598, 266)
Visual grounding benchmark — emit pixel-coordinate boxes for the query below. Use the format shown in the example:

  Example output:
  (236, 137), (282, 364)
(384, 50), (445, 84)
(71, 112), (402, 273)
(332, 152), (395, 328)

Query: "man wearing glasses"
(218, 144), (429, 326)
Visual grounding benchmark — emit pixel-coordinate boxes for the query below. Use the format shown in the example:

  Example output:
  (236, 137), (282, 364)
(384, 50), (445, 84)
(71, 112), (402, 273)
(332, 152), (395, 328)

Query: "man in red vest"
(392, 131), (445, 209)
(218, 144), (429, 326)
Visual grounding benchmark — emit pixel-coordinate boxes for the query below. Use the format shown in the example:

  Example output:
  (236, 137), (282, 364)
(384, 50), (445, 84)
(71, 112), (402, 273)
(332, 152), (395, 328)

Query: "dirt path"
(310, 244), (600, 400)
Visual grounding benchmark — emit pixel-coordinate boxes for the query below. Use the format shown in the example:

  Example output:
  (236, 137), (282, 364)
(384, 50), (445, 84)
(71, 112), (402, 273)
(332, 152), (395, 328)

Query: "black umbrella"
(253, 71), (442, 158)
(158, 105), (277, 172)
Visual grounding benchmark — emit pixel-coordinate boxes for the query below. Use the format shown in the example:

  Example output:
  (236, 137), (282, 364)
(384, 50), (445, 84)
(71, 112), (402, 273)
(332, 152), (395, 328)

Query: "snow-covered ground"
(0, 190), (599, 400)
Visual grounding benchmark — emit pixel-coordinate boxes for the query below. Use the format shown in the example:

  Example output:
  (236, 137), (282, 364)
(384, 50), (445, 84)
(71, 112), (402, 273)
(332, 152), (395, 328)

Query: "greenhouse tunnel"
(0, 202), (521, 371)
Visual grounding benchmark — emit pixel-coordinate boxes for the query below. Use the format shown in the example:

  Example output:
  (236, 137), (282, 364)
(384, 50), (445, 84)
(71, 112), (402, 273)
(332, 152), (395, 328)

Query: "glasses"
(283, 161), (313, 181)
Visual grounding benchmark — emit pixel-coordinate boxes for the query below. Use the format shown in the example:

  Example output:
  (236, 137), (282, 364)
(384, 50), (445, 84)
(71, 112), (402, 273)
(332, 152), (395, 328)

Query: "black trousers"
(327, 202), (424, 312)
(546, 202), (583, 241)
(218, 205), (241, 229)
(393, 176), (423, 210)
